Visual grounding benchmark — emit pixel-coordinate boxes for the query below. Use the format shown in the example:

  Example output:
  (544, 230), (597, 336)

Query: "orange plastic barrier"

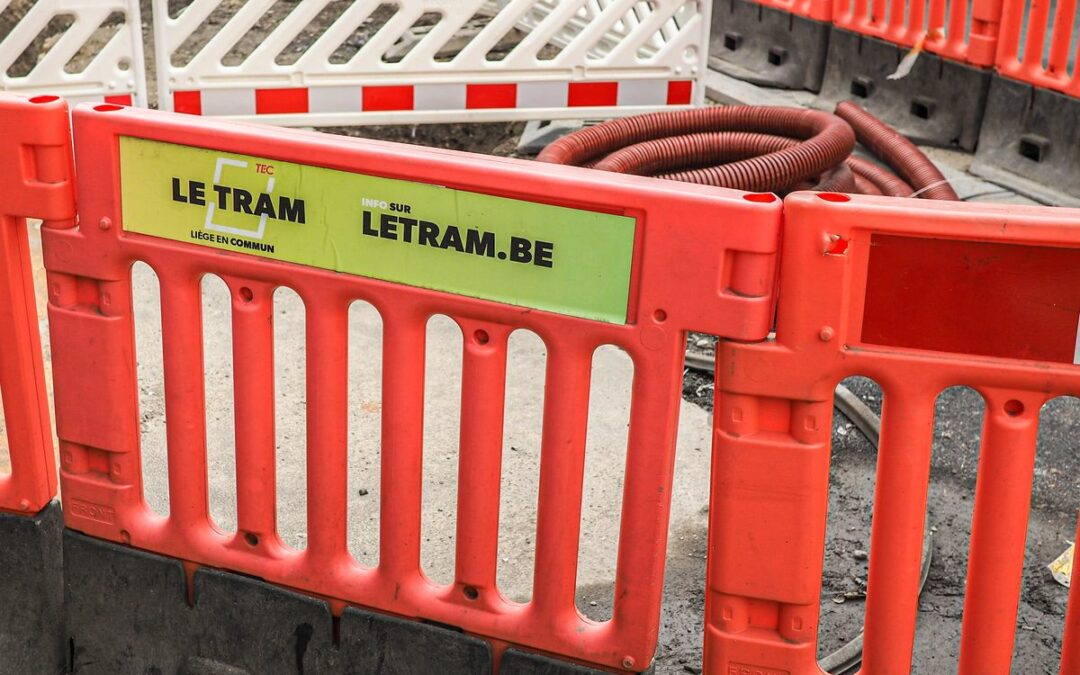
(707, 191), (1079, 674)
(0, 93), (71, 515)
(45, 102), (782, 671)
(996, 0), (1080, 97)
(831, 0), (1003, 66)
(752, 0), (833, 22)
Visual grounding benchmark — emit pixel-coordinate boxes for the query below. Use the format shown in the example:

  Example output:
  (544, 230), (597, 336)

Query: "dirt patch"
(319, 122), (526, 157)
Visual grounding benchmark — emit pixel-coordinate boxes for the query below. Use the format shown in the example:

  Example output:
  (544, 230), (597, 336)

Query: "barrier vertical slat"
(1062, 516), (1080, 674)
(531, 341), (592, 619)
(898, 0), (922, 45)
(946, 0), (965, 48)
(934, 0), (949, 34)
(971, 0), (1006, 60)
(379, 307), (426, 580)
(453, 322), (510, 597)
(0, 215), (56, 513)
(1048, 0), (1077, 73)
(997, 0), (1024, 66)
(304, 295), (350, 561)
(861, 385), (936, 673)
(0, 94), (71, 516)
(957, 390), (1041, 674)
(1022, 1), (1051, 72)
(161, 270), (211, 534)
(612, 340), (682, 631)
(231, 282), (277, 542)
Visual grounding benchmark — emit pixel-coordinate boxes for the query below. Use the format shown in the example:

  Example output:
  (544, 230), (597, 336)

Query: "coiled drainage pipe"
(537, 101), (952, 200)
(835, 101), (958, 200)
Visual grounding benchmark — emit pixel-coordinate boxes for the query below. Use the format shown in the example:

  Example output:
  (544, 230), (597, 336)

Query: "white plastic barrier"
(153, 0), (708, 126)
(0, 0), (146, 106)
(516, 0), (696, 60)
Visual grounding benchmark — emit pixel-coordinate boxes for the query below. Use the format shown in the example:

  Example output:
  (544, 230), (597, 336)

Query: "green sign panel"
(119, 136), (637, 323)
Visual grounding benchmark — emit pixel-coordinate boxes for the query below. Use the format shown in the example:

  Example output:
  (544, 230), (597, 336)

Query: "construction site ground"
(1, 11), (1076, 670)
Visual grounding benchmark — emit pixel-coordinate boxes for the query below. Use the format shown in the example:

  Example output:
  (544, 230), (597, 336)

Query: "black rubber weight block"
(500, 649), (649, 675)
(64, 530), (494, 674)
(333, 609), (491, 674)
(970, 74), (1080, 206)
(816, 28), (990, 151)
(0, 501), (65, 675)
(709, 0), (830, 92)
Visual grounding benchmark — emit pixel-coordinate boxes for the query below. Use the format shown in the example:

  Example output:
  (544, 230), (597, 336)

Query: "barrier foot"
(0, 500), (65, 675)
(970, 75), (1080, 207)
(502, 648), (649, 674)
(815, 28), (990, 151)
(63, 531), (493, 674)
(709, 0), (830, 92)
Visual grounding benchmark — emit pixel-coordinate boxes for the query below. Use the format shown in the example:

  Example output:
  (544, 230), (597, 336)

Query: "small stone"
(695, 338), (711, 349)
(589, 601), (598, 607)
(832, 595), (846, 604)
(853, 549), (868, 561)
(357, 488), (369, 496)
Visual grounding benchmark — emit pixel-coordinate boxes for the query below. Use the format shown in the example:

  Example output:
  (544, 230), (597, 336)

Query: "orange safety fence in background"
(0, 93), (71, 515)
(44, 102), (783, 671)
(751, 0), (834, 22)
(996, 0), (1080, 97)
(831, 0), (1004, 66)
(707, 191), (1079, 674)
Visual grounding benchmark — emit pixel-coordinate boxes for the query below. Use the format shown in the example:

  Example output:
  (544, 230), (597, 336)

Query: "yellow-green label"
(119, 137), (636, 323)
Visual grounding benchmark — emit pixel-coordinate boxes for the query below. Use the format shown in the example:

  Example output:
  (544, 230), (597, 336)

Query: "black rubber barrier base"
(64, 532), (638, 674)
(0, 501), (65, 675)
(970, 75), (1080, 206)
(709, 0), (830, 91)
(64, 531), (491, 674)
(501, 649), (630, 675)
(816, 28), (990, 151)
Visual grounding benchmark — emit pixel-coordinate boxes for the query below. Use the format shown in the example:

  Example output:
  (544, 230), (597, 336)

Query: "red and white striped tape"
(172, 79), (693, 116)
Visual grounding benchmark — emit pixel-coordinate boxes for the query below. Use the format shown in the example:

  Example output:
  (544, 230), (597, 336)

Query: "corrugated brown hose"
(537, 101), (954, 200)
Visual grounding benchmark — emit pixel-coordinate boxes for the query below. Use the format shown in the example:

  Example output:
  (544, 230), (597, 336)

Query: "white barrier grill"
(154, 0), (708, 126)
(0, 0), (146, 106)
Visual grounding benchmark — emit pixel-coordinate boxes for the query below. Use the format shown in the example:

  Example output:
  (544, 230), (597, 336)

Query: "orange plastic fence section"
(707, 192), (1079, 674)
(45, 103), (782, 671)
(831, 0), (1003, 66)
(752, 0), (833, 22)
(0, 93), (71, 515)
(996, 0), (1080, 97)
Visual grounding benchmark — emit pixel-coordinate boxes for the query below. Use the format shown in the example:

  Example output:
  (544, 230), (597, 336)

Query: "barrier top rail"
(831, 0), (1004, 67)
(45, 101), (781, 671)
(709, 191), (1079, 675)
(153, 0), (708, 126)
(996, 0), (1080, 97)
(0, 93), (71, 515)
